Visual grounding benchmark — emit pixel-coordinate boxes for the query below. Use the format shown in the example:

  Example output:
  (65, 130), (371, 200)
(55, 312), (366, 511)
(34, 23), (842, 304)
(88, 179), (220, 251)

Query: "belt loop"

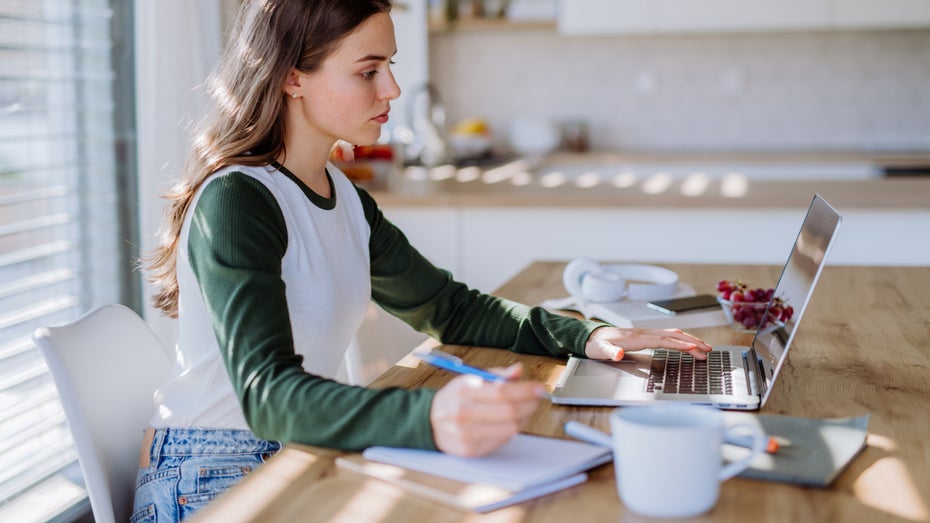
(151, 428), (167, 465)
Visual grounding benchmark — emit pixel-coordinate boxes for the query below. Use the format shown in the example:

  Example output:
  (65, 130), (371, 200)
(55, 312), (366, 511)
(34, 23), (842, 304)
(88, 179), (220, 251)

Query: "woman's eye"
(361, 61), (395, 80)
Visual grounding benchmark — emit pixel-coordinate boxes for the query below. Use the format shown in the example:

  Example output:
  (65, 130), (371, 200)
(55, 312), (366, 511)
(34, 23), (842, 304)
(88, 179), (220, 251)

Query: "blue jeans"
(131, 427), (282, 523)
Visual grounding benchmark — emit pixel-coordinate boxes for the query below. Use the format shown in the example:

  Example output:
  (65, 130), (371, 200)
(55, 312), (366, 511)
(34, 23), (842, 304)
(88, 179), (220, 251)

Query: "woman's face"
(292, 12), (400, 147)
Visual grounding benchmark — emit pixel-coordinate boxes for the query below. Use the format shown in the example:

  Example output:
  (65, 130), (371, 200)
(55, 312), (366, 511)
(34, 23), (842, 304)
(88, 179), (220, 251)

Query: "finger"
(653, 337), (709, 360)
(439, 423), (520, 457)
(489, 362), (523, 380)
(637, 329), (712, 353)
(662, 329), (713, 351)
(456, 397), (540, 425)
(467, 380), (547, 403)
(687, 347), (710, 360)
(596, 339), (624, 361)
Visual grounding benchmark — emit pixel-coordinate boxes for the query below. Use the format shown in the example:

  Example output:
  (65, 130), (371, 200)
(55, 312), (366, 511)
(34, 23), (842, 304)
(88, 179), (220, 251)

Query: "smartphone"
(646, 294), (721, 315)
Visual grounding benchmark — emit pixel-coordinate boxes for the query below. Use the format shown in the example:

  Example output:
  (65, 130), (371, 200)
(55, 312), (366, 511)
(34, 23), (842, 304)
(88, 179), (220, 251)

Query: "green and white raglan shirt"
(149, 161), (604, 451)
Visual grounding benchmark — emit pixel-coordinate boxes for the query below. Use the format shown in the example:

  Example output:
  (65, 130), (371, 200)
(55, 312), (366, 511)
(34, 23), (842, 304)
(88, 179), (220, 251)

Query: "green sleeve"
(188, 172), (436, 450)
(355, 185), (605, 357)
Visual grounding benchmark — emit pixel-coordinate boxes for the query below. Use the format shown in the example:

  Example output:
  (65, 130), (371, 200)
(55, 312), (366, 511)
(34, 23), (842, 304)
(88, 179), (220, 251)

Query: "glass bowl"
(716, 297), (783, 334)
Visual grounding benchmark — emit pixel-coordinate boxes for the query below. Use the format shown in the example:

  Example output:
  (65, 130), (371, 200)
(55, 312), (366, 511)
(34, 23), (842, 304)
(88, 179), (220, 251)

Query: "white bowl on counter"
(509, 118), (561, 155)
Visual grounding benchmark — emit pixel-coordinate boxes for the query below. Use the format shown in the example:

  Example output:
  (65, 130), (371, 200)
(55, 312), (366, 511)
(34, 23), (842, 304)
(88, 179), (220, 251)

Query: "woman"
(134, 1), (712, 521)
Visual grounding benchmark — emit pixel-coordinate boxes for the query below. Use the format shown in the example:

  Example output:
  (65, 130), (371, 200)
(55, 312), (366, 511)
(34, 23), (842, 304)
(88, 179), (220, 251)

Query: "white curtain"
(134, 0), (225, 347)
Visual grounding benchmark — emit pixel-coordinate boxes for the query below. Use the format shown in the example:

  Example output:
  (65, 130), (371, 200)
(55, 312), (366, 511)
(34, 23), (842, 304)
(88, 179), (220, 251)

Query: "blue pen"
(414, 350), (508, 383)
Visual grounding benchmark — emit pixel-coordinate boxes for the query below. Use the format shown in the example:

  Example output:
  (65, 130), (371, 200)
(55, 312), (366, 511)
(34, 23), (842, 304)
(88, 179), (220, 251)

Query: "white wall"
(430, 28), (930, 152)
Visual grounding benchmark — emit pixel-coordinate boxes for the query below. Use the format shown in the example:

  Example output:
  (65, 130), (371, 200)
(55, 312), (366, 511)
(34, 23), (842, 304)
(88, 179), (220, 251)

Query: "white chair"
(31, 304), (172, 523)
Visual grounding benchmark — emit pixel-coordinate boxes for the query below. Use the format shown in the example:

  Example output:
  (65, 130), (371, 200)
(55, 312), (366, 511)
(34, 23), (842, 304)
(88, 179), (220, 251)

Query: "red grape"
(716, 278), (793, 330)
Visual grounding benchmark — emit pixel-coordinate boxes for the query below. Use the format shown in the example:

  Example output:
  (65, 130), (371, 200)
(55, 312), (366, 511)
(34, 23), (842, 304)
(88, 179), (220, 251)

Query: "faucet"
(403, 83), (452, 167)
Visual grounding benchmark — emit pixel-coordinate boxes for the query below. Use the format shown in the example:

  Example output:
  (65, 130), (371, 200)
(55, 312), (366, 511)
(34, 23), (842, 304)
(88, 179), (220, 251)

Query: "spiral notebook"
(336, 433), (612, 513)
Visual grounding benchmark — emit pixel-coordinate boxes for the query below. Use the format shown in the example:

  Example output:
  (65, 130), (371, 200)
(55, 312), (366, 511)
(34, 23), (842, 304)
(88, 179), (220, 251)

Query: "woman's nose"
(381, 71), (401, 101)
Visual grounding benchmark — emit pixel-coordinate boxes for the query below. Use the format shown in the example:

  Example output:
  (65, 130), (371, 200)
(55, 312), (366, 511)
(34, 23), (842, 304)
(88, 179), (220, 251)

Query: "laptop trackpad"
(572, 354), (651, 379)
(560, 356), (652, 396)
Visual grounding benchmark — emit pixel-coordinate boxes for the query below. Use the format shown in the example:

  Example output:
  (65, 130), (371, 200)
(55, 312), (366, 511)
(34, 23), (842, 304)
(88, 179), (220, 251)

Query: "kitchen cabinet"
(558, 0), (830, 35)
(383, 204), (930, 296)
(832, 0), (930, 29)
(428, 17), (555, 33)
(558, 0), (930, 36)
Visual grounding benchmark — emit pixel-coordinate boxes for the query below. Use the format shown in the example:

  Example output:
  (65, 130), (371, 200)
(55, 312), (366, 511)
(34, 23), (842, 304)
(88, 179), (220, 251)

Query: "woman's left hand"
(584, 326), (713, 361)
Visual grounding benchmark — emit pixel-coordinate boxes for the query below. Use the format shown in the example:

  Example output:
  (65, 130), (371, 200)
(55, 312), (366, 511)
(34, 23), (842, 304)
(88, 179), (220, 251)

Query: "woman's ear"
(284, 69), (302, 98)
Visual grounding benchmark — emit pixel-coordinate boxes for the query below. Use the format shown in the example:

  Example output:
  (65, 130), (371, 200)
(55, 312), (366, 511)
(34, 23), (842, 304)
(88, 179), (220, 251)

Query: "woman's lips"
(372, 111), (389, 124)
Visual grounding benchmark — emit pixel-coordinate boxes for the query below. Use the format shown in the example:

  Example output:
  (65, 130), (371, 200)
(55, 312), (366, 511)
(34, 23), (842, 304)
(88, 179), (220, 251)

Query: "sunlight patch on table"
(854, 452), (928, 522)
(330, 479), (405, 523)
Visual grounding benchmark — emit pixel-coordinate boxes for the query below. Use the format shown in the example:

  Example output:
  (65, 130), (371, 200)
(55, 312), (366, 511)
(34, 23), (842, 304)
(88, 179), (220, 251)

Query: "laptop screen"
(752, 194), (842, 405)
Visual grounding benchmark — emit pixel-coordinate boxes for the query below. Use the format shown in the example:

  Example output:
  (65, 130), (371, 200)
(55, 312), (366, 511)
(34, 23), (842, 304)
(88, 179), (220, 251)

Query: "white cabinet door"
(458, 207), (930, 294)
(654, 0), (829, 33)
(831, 0), (930, 29)
(559, 0), (833, 35)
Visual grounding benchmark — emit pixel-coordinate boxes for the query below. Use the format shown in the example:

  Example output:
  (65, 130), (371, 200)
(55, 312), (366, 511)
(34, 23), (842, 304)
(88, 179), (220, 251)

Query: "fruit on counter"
(716, 279), (794, 330)
(351, 144), (394, 161)
(451, 117), (491, 136)
(449, 117), (493, 159)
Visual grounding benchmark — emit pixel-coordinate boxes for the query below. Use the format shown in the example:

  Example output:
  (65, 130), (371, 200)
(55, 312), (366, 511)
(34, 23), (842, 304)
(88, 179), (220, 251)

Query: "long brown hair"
(145, 0), (393, 317)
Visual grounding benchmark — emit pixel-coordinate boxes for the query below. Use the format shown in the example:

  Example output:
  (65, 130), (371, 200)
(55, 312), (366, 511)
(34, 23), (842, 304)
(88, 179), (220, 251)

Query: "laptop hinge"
(742, 350), (766, 397)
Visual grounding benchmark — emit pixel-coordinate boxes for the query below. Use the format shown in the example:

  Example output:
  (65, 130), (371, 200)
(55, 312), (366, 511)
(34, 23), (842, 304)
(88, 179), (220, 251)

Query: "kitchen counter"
(366, 151), (930, 210)
(360, 151), (930, 293)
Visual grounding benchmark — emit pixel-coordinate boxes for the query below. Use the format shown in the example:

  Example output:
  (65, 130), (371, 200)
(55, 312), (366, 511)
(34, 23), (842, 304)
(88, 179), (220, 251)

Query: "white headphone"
(562, 258), (680, 303)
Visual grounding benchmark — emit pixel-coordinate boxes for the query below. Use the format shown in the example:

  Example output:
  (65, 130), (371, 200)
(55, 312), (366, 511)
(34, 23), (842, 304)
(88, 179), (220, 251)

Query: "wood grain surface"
(191, 262), (930, 523)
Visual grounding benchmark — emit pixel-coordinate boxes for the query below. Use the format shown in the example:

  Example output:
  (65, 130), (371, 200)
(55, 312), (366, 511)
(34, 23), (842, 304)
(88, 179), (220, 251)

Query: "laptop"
(550, 194), (842, 410)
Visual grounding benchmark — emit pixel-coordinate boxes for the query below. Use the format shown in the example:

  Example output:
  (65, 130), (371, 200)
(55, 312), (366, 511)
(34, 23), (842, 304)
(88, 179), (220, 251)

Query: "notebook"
(541, 284), (729, 330)
(550, 194), (842, 410)
(337, 433), (611, 513)
(721, 412), (870, 487)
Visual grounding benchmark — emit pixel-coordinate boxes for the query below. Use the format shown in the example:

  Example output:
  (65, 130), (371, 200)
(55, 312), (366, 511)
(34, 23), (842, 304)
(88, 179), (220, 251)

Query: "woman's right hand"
(429, 363), (546, 457)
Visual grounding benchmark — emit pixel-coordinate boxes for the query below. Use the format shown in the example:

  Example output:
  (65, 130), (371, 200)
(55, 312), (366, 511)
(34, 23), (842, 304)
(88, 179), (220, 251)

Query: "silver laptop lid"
(752, 194), (842, 406)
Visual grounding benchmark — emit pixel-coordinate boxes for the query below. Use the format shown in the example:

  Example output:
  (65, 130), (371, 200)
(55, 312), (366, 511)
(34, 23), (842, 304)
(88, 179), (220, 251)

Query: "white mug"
(610, 404), (766, 519)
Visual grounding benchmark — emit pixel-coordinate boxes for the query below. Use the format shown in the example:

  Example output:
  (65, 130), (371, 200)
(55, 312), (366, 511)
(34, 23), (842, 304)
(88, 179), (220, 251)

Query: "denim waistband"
(146, 427), (281, 458)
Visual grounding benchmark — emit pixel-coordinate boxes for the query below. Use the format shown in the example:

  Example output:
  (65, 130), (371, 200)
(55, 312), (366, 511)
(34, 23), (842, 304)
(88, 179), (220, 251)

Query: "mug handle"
(719, 423), (767, 481)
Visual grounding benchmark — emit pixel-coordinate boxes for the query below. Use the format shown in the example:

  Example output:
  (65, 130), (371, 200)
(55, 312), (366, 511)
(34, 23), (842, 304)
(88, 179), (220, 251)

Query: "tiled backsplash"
(428, 28), (930, 152)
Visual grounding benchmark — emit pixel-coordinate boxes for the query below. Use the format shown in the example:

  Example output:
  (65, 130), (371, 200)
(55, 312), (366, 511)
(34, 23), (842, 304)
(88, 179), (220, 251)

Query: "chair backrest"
(31, 304), (172, 523)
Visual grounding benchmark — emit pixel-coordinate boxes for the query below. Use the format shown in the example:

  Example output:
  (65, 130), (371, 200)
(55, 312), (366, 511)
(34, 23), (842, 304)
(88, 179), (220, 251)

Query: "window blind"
(0, 0), (135, 520)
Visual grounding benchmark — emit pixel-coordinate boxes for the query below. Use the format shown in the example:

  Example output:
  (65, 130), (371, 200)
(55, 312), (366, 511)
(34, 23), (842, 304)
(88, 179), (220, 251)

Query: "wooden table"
(191, 262), (930, 523)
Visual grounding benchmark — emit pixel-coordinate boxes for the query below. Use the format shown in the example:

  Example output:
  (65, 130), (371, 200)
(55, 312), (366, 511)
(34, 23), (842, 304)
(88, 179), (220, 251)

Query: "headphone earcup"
(563, 258), (601, 300)
(564, 258), (628, 303)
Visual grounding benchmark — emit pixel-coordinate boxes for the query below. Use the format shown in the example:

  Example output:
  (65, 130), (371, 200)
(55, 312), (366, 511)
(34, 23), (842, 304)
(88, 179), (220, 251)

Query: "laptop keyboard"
(645, 350), (734, 395)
